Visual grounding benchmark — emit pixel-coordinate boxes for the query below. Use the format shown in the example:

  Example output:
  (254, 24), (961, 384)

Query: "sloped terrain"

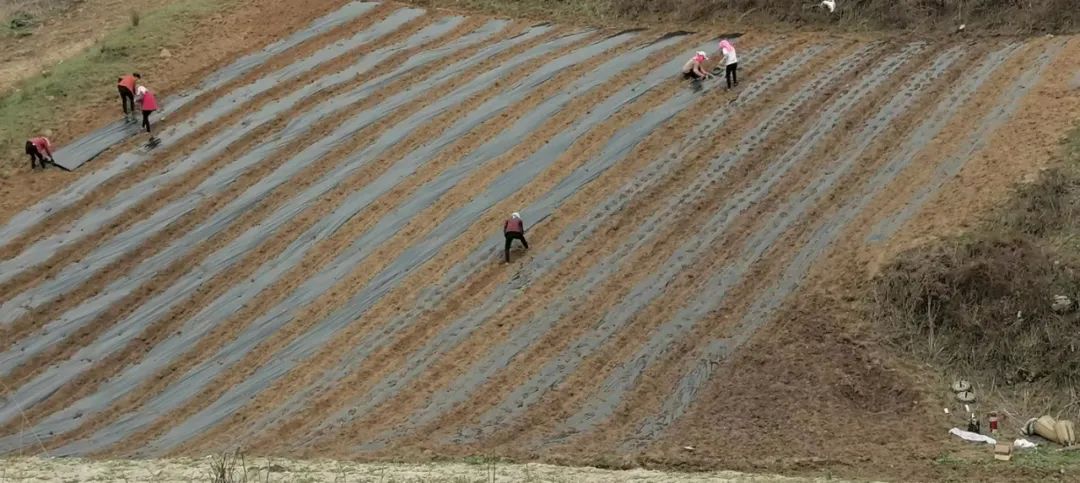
(0, 0), (1077, 471)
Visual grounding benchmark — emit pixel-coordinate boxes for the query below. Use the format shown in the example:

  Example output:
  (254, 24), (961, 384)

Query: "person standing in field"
(504, 212), (529, 263)
(719, 40), (738, 89)
(135, 84), (160, 142)
(117, 73), (140, 122)
(25, 135), (54, 170)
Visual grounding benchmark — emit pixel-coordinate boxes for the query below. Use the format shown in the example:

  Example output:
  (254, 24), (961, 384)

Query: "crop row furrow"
(624, 40), (1064, 448)
(445, 42), (920, 446)
(545, 44), (967, 448)
(35, 30), (632, 457)
(0, 18), (504, 376)
(300, 42), (814, 452)
(0, 24), (574, 452)
(0, 7), (426, 293)
(0, 1), (380, 245)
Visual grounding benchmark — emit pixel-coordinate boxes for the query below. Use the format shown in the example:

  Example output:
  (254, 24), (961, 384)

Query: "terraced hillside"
(0, 0), (1077, 463)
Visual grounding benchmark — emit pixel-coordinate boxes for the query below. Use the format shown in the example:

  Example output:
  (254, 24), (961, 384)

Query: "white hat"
(696, 51), (709, 60)
(511, 212), (521, 219)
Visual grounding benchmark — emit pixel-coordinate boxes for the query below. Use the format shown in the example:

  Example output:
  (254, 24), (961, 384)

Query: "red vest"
(118, 75), (137, 91)
(29, 137), (51, 154)
(504, 218), (523, 233)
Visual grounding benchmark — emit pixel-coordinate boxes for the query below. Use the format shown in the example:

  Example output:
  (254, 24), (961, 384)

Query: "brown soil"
(0, 0), (145, 94)
(0, 0), (365, 225)
(0, 2), (1078, 482)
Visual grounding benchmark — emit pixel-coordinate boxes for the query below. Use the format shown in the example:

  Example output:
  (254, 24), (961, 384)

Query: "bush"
(421, 0), (1080, 33)
(605, 0), (1080, 32)
(874, 160), (1080, 396)
(8, 10), (38, 32)
(875, 233), (1080, 387)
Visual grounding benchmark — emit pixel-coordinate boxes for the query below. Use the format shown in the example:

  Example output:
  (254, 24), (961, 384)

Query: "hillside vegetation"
(875, 123), (1080, 418)
(409, 0), (1080, 33)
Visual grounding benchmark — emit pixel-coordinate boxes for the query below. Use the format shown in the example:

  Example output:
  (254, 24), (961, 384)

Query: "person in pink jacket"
(718, 39), (738, 90)
(135, 85), (160, 141)
(25, 136), (54, 170)
(682, 51), (711, 81)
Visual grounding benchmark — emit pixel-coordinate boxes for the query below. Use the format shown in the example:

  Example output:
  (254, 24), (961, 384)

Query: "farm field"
(0, 1), (1077, 478)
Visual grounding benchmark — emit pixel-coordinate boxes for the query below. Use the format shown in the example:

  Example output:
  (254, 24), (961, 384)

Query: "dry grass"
(0, 0), (80, 30)
(407, 0), (1080, 33)
(873, 122), (1080, 421)
(0, 455), (842, 482)
(0, 0), (228, 175)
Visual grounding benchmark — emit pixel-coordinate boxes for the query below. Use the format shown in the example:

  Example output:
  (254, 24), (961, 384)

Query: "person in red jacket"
(117, 73), (140, 122)
(25, 136), (54, 170)
(135, 84), (160, 142)
(503, 212), (529, 263)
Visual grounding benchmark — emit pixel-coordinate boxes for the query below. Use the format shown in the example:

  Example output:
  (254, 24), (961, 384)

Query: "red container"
(989, 413), (999, 433)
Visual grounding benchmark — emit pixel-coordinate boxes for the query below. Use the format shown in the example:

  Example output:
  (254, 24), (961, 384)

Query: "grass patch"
(1013, 448), (1080, 471)
(0, 0), (229, 174)
(8, 11), (40, 36)
(461, 455), (512, 466)
(873, 121), (1080, 417)
(934, 447), (1080, 472)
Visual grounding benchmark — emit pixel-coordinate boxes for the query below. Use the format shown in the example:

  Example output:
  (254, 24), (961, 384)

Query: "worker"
(682, 51), (711, 81)
(117, 73), (141, 122)
(719, 40), (738, 89)
(503, 212), (529, 263)
(135, 84), (160, 142)
(25, 135), (54, 170)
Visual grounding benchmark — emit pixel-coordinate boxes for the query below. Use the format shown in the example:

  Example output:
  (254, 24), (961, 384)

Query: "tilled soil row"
(617, 39), (1054, 454)
(272, 37), (829, 456)
(642, 38), (1079, 478)
(0, 26), (588, 454)
(0, 8), (427, 311)
(171, 31), (704, 458)
(223, 35), (790, 456)
(868, 39), (1067, 242)
(514, 42), (940, 451)
(116, 30), (683, 458)
(392, 40), (883, 451)
(3, 6), (1070, 466)
(287, 38), (825, 458)
(0, 15), (488, 374)
(187, 32), (730, 456)
(801, 41), (1025, 276)
(31, 29), (619, 457)
(0, 20), (538, 442)
(0, 1), (387, 247)
(406, 41), (917, 455)
(838, 38), (1060, 267)
(304, 39), (851, 455)
(535, 43), (986, 455)
(0, 6), (434, 302)
(0, 3), (404, 267)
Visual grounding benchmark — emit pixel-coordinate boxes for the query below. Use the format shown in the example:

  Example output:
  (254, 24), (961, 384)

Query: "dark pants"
(683, 71), (703, 81)
(118, 86), (135, 115)
(26, 141), (47, 169)
(504, 232), (528, 262)
(725, 63), (738, 89)
(142, 110), (154, 134)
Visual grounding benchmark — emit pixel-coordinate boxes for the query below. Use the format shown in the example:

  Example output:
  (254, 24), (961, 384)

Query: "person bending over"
(504, 212), (529, 263)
